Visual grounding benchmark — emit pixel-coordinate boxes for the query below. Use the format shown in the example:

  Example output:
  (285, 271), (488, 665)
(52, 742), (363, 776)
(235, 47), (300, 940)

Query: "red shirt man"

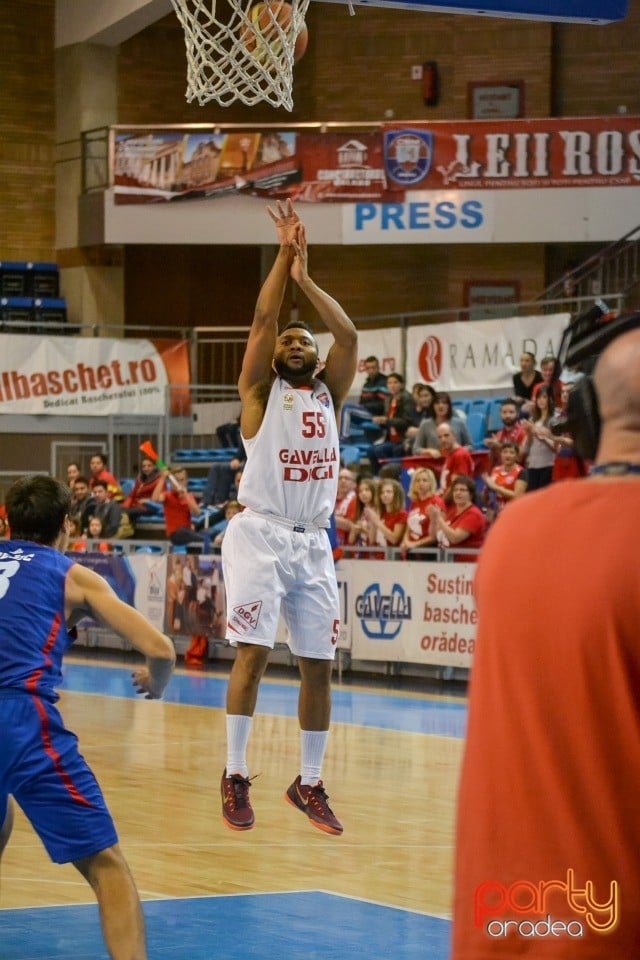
(484, 400), (527, 465)
(89, 454), (124, 502)
(436, 423), (474, 496)
(152, 466), (203, 545)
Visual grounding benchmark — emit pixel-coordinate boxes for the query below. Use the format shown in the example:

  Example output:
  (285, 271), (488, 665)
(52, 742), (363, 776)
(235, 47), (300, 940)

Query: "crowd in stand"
(0, 351), (584, 563)
(336, 352), (587, 559)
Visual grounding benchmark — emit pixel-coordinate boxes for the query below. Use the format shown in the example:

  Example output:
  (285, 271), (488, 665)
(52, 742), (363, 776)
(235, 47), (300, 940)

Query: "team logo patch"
(317, 392), (331, 408)
(231, 600), (263, 634)
(283, 392), (295, 411)
(384, 129), (433, 186)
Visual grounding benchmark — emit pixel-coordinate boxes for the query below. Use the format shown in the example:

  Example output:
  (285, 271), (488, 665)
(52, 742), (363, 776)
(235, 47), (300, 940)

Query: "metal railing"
(535, 223), (640, 310)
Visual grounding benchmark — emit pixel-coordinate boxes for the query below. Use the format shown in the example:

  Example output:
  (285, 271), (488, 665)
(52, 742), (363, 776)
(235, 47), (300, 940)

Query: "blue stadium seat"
(466, 411), (488, 449)
(172, 448), (238, 463)
(120, 478), (135, 496)
(469, 398), (490, 418)
(187, 478), (208, 492)
(453, 399), (471, 419)
(340, 444), (362, 467)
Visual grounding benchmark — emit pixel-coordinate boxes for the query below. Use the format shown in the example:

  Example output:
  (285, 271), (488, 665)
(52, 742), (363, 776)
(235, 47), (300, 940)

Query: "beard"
(274, 355), (317, 382)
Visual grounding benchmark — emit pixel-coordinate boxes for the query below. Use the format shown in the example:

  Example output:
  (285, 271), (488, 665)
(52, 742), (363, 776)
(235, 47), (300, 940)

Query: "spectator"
(371, 478), (407, 549)
(365, 372), (414, 473)
(85, 516), (112, 553)
(333, 467), (357, 548)
(551, 382), (589, 482)
(69, 476), (95, 534)
(404, 383), (437, 451)
(212, 500), (243, 546)
(400, 468), (444, 559)
(482, 441), (527, 518)
(522, 384), (556, 491)
(152, 466), (205, 548)
(68, 515), (86, 551)
(483, 398), (527, 464)
(122, 457), (161, 525)
(412, 392), (472, 457)
(428, 474), (486, 560)
(88, 453), (124, 502)
(204, 456), (245, 508)
(216, 415), (242, 450)
(347, 477), (381, 555)
(358, 355), (389, 417)
(88, 480), (122, 538)
(436, 423), (475, 498)
(66, 462), (81, 488)
(512, 351), (543, 407)
(525, 354), (563, 414)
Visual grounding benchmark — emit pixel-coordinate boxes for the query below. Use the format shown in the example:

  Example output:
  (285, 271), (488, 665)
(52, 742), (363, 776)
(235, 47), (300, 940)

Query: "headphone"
(550, 303), (640, 461)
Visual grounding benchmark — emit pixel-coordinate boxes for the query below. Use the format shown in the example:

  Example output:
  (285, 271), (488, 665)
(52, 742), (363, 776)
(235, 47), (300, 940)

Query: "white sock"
(300, 729), (329, 786)
(226, 715), (253, 777)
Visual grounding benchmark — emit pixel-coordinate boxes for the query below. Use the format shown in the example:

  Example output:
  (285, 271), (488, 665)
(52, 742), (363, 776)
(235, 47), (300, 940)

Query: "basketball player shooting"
(220, 198), (357, 835)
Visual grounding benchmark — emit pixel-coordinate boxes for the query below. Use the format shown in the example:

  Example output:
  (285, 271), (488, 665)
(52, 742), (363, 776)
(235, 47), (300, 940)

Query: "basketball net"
(170, 0), (311, 111)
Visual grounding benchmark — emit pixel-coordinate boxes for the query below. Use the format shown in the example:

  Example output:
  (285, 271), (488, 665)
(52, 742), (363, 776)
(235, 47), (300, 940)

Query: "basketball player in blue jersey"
(0, 475), (175, 960)
(220, 199), (357, 835)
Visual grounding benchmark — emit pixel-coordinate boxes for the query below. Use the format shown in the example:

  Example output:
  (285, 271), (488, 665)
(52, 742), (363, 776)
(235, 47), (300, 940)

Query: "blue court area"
(0, 891), (450, 960)
(61, 661), (467, 738)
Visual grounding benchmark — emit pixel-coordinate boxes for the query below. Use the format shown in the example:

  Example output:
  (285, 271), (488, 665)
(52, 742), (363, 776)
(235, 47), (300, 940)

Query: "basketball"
(243, 2), (309, 63)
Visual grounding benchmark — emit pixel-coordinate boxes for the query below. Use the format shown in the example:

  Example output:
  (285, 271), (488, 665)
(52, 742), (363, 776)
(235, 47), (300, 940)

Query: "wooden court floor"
(0, 657), (466, 958)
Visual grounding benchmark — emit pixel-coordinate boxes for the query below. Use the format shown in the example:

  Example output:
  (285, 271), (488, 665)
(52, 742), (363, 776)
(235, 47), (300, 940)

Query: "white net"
(170, 0), (311, 111)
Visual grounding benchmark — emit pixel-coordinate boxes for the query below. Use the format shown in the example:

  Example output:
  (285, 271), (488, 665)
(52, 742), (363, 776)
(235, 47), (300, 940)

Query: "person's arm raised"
(237, 199), (299, 399)
(65, 563), (175, 698)
(290, 225), (357, 411)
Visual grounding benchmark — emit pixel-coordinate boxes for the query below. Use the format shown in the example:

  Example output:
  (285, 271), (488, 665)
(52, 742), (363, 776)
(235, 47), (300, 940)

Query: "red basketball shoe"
(221, 769), (255, 830)
(285, 776), (343, 835)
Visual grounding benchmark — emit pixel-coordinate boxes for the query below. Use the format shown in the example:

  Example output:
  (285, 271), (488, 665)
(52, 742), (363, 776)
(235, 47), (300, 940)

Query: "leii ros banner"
(0, 335), (190, 416)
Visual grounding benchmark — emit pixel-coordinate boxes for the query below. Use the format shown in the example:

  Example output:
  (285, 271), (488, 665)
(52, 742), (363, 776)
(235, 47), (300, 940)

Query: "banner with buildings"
(112, 117), (640, 205)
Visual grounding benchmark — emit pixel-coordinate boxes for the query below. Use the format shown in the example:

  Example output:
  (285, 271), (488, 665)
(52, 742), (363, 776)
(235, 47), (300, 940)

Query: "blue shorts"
(0, 692), (118, 864)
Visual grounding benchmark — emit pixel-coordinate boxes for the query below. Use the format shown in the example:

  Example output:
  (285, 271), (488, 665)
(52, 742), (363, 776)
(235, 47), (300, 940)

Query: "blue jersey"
(0, 540), (75, 701)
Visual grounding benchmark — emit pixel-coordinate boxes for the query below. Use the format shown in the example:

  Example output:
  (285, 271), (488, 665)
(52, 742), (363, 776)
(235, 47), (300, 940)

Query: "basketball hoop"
(170, 0), (311, 111)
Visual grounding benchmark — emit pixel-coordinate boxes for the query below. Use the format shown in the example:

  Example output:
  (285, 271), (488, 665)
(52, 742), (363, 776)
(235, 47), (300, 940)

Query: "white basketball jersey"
(238, 377), (340, 525)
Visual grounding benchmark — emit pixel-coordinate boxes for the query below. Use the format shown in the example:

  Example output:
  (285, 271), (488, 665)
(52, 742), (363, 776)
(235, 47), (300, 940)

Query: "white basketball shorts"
(221, 510), (340, 659)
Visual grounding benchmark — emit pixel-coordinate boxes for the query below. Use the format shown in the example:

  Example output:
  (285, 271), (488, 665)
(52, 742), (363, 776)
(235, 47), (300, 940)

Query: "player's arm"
(290, 225), (357, 411)
(237, 199), (299, 400)
(65, 563), (175, 698)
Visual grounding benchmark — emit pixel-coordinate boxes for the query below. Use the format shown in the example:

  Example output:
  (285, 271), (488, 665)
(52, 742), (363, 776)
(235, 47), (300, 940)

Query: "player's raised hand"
(290, 223), (309, 284)
(266, 197), (300, 246)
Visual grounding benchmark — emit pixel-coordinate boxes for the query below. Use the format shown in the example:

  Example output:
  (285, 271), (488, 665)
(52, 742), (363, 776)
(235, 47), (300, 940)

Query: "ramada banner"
(112, 117), (640, 204)
(382, 116), (640, 191)
(406, 312), (570, 392)
(0, 335), (190, 416)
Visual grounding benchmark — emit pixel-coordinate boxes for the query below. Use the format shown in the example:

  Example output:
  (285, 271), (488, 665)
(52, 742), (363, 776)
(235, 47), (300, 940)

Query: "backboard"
(317, 0), (628, 25)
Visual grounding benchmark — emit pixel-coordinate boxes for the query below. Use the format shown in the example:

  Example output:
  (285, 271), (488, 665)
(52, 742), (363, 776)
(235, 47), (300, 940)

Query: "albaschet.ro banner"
(474, 870), (618, 940)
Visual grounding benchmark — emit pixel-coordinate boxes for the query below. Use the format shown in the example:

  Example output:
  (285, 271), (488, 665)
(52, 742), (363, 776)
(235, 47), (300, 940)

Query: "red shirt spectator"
(89, 453), (123, 502)
(400, 468), (445, 558)
(123, 457), (161, 516)
(436, 423), (475, 497)
(428, 475), (486, 561)
(152, 467), (204, 547)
